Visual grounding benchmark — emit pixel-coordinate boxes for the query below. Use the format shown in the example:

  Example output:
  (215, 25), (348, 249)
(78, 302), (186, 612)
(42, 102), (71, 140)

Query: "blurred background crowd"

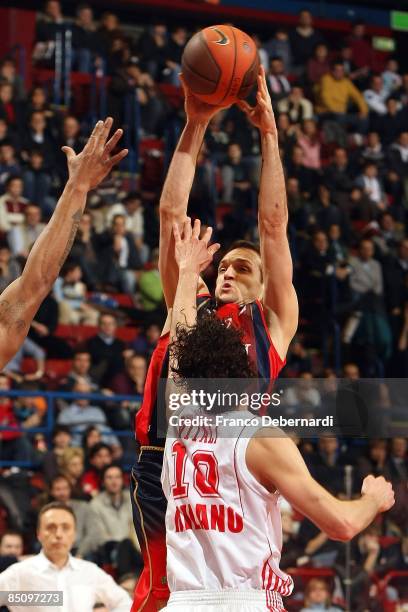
(0, 1), (407, 610)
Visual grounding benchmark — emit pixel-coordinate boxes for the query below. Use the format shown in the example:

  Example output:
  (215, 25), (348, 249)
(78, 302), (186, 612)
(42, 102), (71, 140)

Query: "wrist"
(178, 264), (200, 276)
(65, 179), (90, 195)
(186, 118), (209, 130)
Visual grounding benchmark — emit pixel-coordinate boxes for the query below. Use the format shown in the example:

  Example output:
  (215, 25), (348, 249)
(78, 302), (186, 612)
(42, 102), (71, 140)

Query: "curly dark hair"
(169, 313), (256, 382)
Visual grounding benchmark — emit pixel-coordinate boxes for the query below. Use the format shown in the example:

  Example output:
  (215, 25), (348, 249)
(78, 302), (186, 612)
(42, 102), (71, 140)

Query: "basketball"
(181, 25), (260, 106)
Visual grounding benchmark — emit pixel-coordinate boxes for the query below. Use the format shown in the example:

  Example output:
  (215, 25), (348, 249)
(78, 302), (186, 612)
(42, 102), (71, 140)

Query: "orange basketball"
(181, 25), (259, 106)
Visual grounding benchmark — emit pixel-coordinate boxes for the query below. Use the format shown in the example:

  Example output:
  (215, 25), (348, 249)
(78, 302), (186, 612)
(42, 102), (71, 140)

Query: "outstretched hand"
(62, 117), (128, 192)
(180, 74), (227, 124)
(173, 218), (220, 274)
(237, 66), (277, 136)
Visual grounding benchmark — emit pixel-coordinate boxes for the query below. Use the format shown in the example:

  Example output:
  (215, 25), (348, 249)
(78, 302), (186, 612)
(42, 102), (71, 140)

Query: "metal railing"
(0, 389), (142, 468)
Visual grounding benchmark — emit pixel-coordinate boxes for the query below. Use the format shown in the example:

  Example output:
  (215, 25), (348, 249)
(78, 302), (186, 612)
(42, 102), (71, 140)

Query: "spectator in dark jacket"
(86, 313), (126, 385)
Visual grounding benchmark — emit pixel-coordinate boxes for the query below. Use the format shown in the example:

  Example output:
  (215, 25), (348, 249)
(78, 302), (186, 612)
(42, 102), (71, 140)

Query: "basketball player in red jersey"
(131, 67), (297, 611)
(0, 118), (127, 369)
(160, 219), (395, 612)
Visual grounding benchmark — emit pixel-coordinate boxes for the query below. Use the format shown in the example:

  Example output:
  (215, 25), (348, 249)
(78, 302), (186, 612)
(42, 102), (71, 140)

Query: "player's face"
(215, 248), (263, 305)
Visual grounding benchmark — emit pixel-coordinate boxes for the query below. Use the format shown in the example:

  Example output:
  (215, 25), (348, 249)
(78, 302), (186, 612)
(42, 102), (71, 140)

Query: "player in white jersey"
(161, 218), (395, 612)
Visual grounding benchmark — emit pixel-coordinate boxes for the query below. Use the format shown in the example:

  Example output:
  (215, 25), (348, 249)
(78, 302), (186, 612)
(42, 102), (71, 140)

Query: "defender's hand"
(62, 117), (128, 192)
(237, 66), (277, 136)
(173, 218), (220, 274)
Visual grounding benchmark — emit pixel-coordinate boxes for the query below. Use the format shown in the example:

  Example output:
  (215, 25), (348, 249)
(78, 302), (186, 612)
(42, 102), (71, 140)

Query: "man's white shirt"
(0, 551), (131, 612)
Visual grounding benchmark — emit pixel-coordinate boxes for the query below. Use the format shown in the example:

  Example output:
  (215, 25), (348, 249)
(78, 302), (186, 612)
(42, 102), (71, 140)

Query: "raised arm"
(160, 79), (224, 309)
(169, 218), (219, 348)
(247, 433), (395, 541)
(0, 118), (127, 368)
(238, 67), (298, 360)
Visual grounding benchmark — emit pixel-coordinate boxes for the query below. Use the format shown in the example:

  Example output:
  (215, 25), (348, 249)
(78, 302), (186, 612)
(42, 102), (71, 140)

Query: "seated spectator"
(338, 44), (369, 87)
(28, 291), (72, 359)
(137, 24), (167, 81)
(0, 373), (34, 463)
(285, 145), (315, 197)
(0, 83), (19, 128)
(306, 43), (330, 86)
(47, 474), (101, 559)
(82, 425), (102, 461)
(356, 439), (391, 484)
(22, 150), (56, 217)
(387, 437), (407, 484)
(0, 118), (11, 147)
(0, 142), (21, 193)
(13, 384), (47, 429)
(61, 350), (99, 393)
(189, 144), (217, 227)
(59, 446), (88, 500)
(3, 337), (45, 384)
(128, 322), (160, 359)
(349, 239), (384, 302)
(375, 98), (408, 146)
(264, 28), (292, 73)
(205, 113), (230, 161)
(54, 262), (99, 325)
(0, 59), (25, 103)
(355, 162), (387, 211)
(25, 86), (56, 123)
(382, 58), (402, 97)
(90, 465), (142, 580)
(388, 131), (408, 177)
(111, 58), (165, 137)
(297, 119), (321, 170)
(323, 147), (355, 203)
(313, 184), (349, 238)
(109, 354), (147, 397)
(33, 0), (67, 66)
(371, 212), (403, 260)
(360, 131), (385, 166)
(300, 578), (342, 611)
(364, 74), (388, 118)
(222, 142), (253, 203)
(397, 71), (408, 105)
(57, 377), (121, 451)
(71, 3), (99, 74)
(86, 313), (125, 386)
(266, 56), (291, 104)
(0, 176), (29, 232)
(346, 21), (373, 74)
(56, 115), (85, 182)
(307, 436), (348, 494)
(106, 191), (148, 264)
(69, 211), (100, 290)
(0, 530), (24, 572)
(289, 9), (325, 73)
(317, 61), (369, 134)
(163, 26), (187, 86)
(81, 442), (113, 498)
(97, 11), (125, 64)
(21, 111), (55, 165)
(0, 243), (20, 293)
(8, 204), (45, 260)
(41, 425), (72, 484)
(277, 85), (313, 124)
(276, 113), (297, 158)
(95, 214), (142, 294)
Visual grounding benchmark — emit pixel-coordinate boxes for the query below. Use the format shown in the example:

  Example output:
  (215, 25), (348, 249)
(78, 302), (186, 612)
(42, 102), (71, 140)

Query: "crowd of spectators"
(0, 1), (407, 609)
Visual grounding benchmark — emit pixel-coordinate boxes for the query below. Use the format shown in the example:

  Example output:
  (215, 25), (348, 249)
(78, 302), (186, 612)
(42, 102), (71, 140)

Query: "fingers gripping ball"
(181, 25), (259, 106)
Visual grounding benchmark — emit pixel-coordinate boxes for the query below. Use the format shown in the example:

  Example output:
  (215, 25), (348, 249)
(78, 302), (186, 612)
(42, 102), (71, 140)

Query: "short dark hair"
(50, 474), (71, 489)
(51, 425), (71, 440)
(123, 191), (142, 204)
(101, 463), (123, 481)
(88, 442), (112, 460)
(0, 530), (23, 545)
(5, 175), (22, 189)
(37, 502), (76, 529)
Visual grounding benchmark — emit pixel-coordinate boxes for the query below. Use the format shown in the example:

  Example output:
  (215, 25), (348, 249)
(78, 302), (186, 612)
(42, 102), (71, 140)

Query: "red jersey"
(135, 298), (285, 447)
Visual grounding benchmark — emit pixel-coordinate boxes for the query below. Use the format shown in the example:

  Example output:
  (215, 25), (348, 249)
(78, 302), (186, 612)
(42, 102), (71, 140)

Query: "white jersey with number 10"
(161, 410), (294, 607)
